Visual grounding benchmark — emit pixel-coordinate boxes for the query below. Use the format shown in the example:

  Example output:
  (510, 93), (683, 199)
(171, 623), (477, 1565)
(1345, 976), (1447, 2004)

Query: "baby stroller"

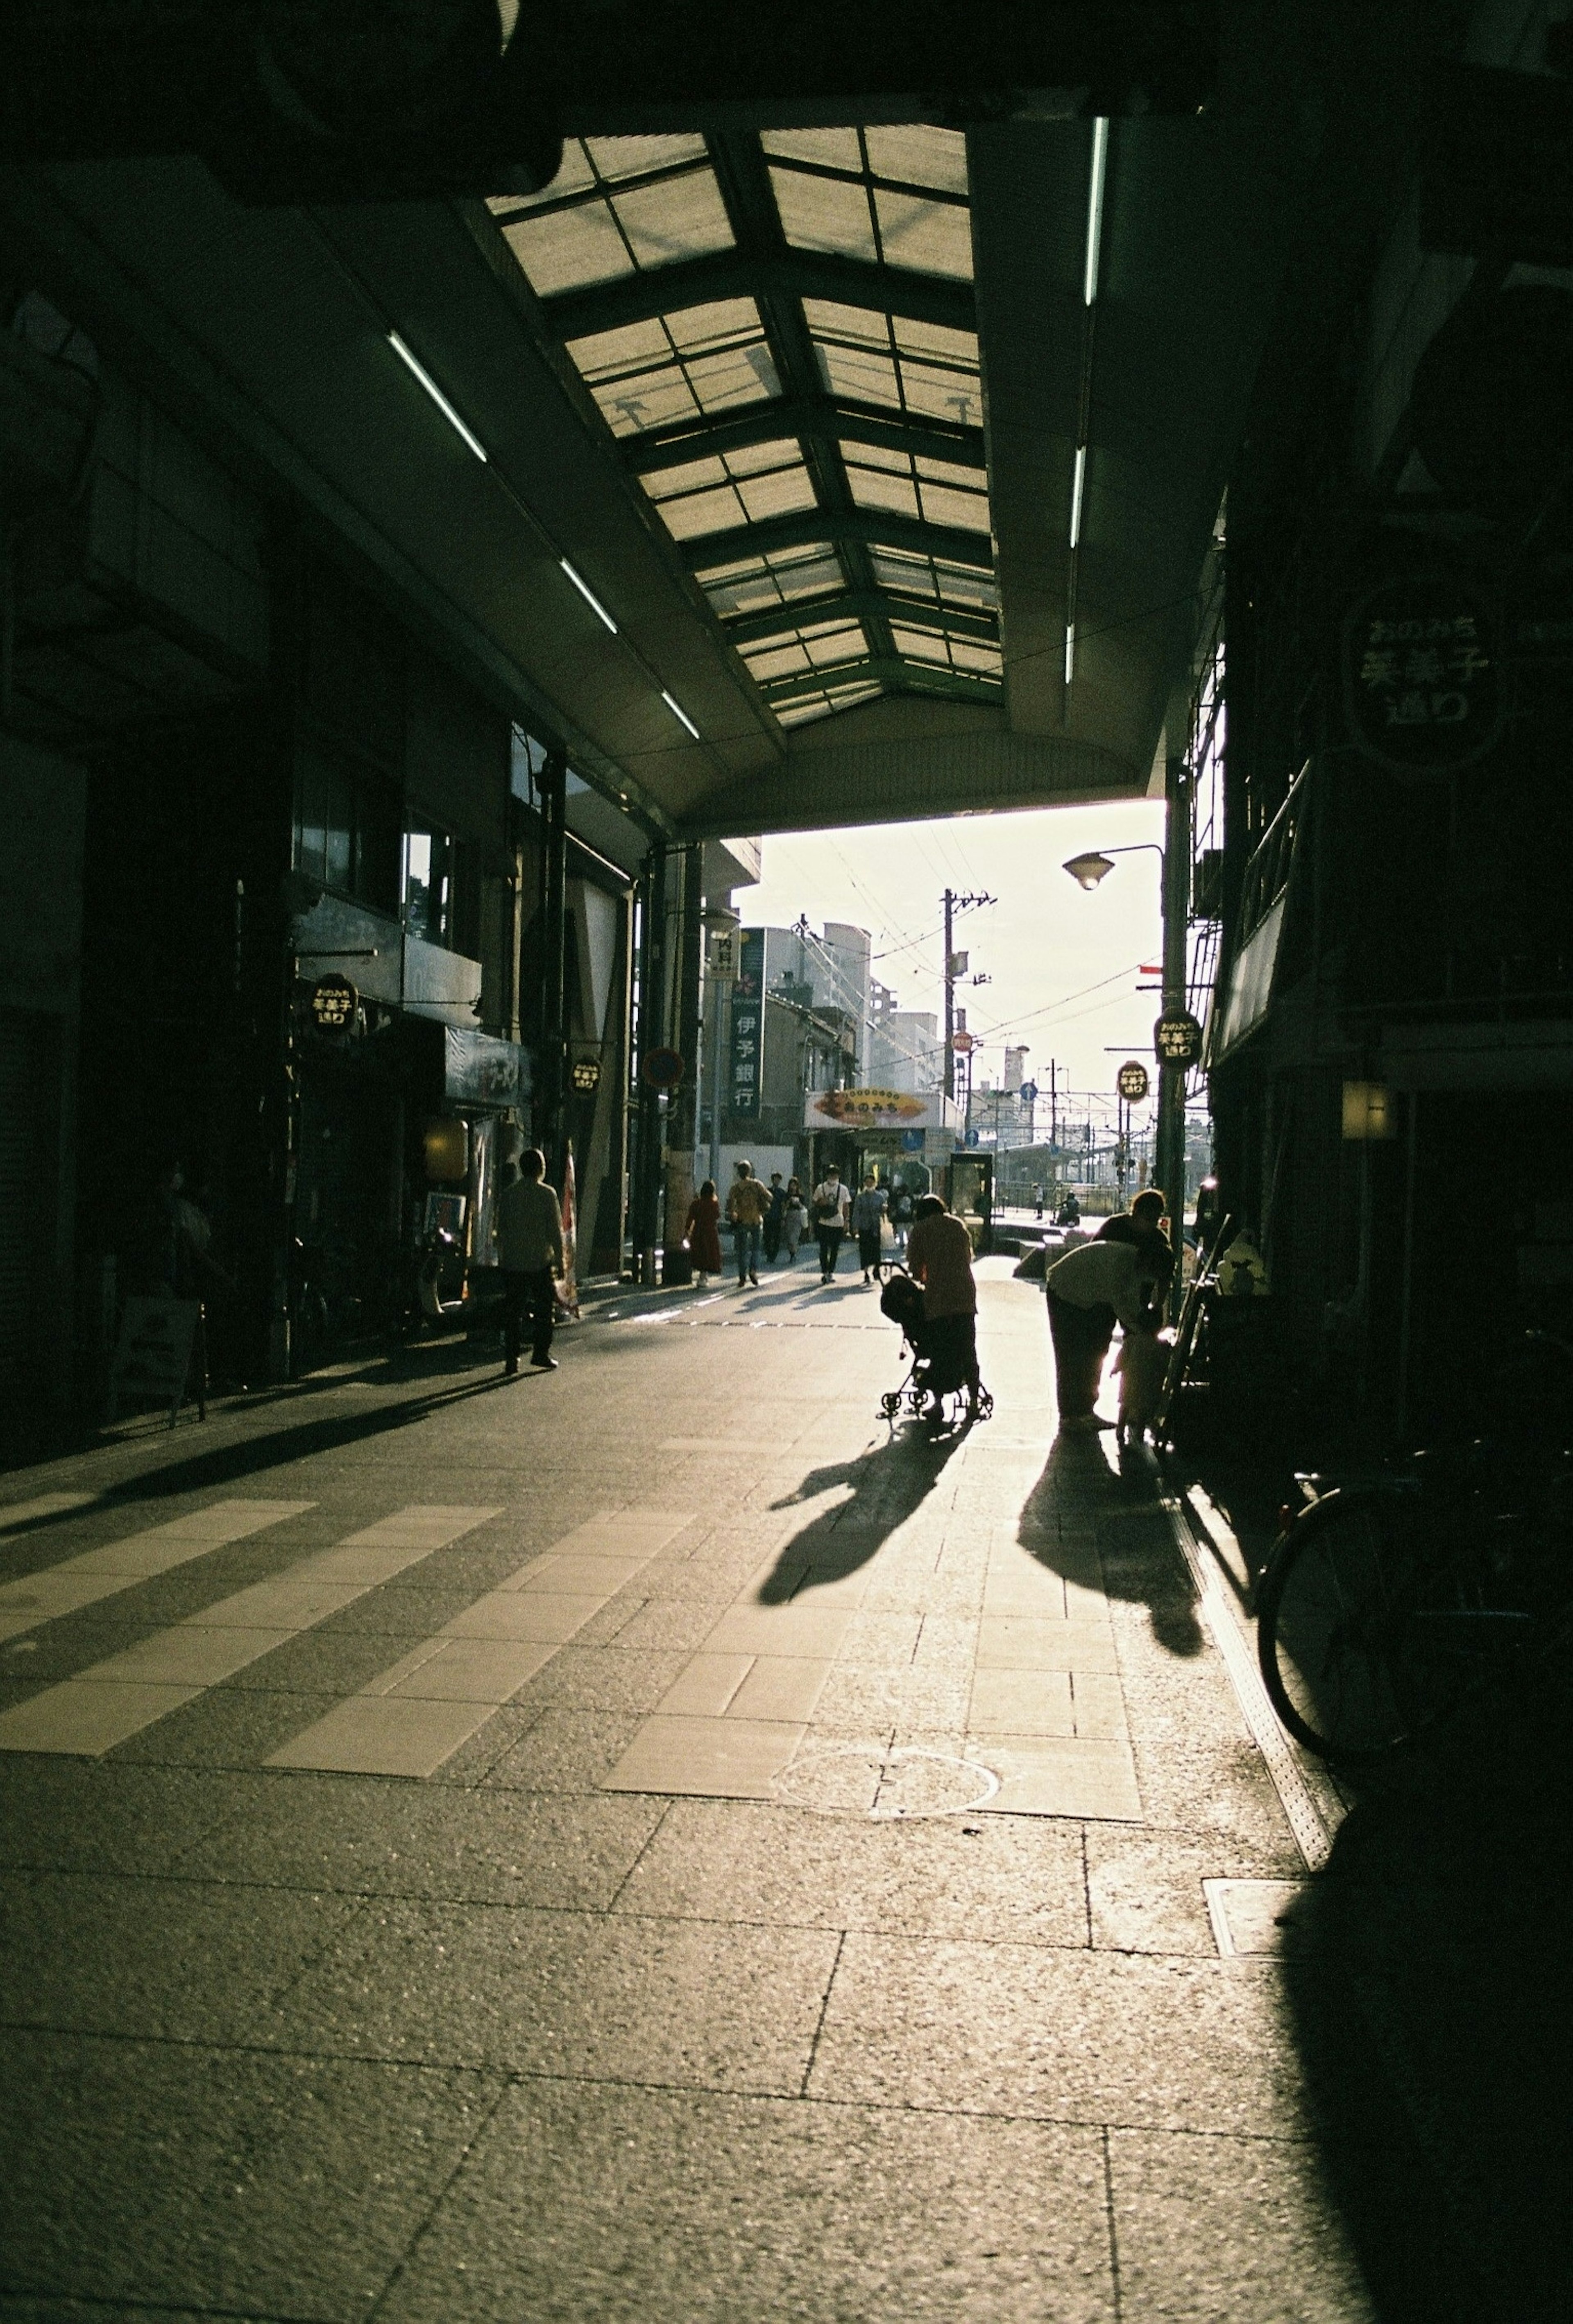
(877, 1269), (993, 1425)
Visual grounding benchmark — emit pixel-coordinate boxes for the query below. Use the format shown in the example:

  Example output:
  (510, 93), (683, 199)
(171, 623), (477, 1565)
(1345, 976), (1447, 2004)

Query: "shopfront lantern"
(423, 1116), (469, 1182)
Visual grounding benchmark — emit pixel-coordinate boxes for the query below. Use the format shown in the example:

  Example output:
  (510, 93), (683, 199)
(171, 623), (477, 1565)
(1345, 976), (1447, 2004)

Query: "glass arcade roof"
(489, 126), (999, 731)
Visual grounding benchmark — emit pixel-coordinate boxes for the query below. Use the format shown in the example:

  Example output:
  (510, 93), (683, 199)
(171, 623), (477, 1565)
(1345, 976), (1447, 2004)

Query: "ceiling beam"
(621, 395), (986, 475)
(761, 654), (1001, 708)
(723, 588), (998, 649)
(540, 247), (975, 345)
(683, 505), (993, 573)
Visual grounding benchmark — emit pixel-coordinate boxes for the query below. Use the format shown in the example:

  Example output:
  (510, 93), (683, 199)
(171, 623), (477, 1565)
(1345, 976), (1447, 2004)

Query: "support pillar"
(662, 841), (703, 1279)
(538, 749), (567, 1178)
(1156, 754), (1193, 1315)
(632, 843), (667, 1283)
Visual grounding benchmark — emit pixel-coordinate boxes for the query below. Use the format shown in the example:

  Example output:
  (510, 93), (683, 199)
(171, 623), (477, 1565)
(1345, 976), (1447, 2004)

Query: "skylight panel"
(741, 616), (866, 683)
(814, 341), (900, 409)
(801, 300), (888, 350)
(585, 134), (708, 181)
(696, 543), (843, 619)
(614, 172), (735, 269)
(846, 465), (919, 518)
(890, 624), (1002, 679)
(642, 439), (816, 540)
(893, 315), (981, 364)
(501, 204), (632, 297)
(566, 301), (778, 438)
(864, 127), (970, 195)
(842, 443), (989, 533)
(872, 546), (998, 608)
(761, 129), (862, 171)
(872, 190), (975, 281)
(897, 360), (984, 430)
(769, 168), (879, 264)
(918, 479), (990, 530)
(776, 679), (882, 728)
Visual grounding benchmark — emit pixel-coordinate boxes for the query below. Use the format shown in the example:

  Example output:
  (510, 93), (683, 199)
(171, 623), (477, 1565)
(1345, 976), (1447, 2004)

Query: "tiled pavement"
(0, 1258), (1468, 2320)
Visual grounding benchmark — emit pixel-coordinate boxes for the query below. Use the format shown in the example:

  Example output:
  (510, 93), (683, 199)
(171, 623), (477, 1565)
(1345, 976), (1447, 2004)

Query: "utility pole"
(941, 888), (995, 1101)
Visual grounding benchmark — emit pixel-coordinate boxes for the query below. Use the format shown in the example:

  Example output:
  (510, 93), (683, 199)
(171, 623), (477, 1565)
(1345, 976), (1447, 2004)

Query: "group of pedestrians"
(685, 1161), (918, 1290)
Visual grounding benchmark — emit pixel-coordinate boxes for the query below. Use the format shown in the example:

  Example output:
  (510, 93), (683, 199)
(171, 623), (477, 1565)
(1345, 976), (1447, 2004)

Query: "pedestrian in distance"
(725, 1159), (770, 1286)
(780, 1177), (807, 1262)
(762, 1171), (786, 1265)
(888, 1179), (913, 1254)
(1042, 1232), (1169, 1428)
(811, 1167), (850, 1283)
(497, 1146), (565, 1375)
(685, 1178), (722, 1289)
(905, 1191), (981, 1421)
(851, 1173), (888, 1285)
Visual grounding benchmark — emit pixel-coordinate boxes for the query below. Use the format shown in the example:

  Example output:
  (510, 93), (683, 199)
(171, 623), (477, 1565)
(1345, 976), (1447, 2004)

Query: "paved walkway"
(0, 1258), (1442, 2320)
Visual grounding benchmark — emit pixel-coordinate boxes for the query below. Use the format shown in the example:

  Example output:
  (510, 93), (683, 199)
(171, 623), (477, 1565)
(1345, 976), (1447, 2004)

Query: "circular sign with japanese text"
(641, 1046), (685, 1090)
(1342, 572), (1503, 778)
(1117, 1060), (1150, 1103)
(1154, 1014), (1204, 1067)
(309, 976), (357, 1030)
(570, 1058), (602, 1094)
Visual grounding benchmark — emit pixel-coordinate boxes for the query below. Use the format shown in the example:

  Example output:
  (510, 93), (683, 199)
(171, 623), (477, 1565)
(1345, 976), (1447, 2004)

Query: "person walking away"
(762, 1172), (786, 1265)
(496, 1147), (565, 1374)
(1043, 1233), (1167, 1428)
(1034, 1184), (1045, 1220)
(811, 1167), (850, 1283)
(888, 1180), (913, 1254)
(906, 1192), (980, 1419)
(726, 1159), (770, 1286)
(685, 1179), (722, 1288)
(781, 1177), (807, 1262)
(851, 1174), (888, 1285)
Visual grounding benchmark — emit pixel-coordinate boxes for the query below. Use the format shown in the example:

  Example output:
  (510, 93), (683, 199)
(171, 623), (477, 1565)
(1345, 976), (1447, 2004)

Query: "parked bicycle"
(1256, 1332), (1573, 1764)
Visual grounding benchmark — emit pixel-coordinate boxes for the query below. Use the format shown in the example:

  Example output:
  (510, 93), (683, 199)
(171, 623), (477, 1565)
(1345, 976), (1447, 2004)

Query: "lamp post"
(1062, 760), (1193, 1311)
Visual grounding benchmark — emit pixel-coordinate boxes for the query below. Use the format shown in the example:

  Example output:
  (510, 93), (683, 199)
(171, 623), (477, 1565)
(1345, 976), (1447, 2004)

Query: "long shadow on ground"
(1014, 1430), (1205, 1655)
(755, 1423), (966, 1602)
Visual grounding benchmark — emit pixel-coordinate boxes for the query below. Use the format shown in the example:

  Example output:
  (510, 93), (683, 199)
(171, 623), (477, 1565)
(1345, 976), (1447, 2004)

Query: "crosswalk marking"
(0, 1500), (315, 1646)
(267, 1508), (694, 1779)
(0, 1505), (498, 1758)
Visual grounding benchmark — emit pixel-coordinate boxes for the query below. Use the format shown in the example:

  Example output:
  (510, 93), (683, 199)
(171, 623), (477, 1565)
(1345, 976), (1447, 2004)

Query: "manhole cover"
(773, 1744), (1000, 1820)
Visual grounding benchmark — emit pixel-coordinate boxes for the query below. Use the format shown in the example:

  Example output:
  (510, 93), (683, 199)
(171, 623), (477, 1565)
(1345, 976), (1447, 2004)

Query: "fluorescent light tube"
(1069, 443), (1087, 548)
(661, 689), (700, 739)
(1083, 116), (1109, 306)
(387, 332), (488, 463)
(1064, 622), (1077, 686)
(560, 558), (618, 634)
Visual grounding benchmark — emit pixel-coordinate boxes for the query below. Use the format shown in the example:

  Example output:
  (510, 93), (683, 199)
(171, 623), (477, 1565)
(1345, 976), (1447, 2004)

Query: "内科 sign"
(1117, 1060), (1150, 1103)
(1342, 573), (1502, 777)
(1154, 1014), (1204, 1067)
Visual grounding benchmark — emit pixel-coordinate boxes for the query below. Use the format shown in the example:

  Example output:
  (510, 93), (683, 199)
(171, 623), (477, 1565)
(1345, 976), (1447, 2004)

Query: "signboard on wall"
(1342, 573), (1502, 777)
(444, 1029), (529, 1108)
(728, 929), (765, 1117)
(805, 1089), (956, 1132)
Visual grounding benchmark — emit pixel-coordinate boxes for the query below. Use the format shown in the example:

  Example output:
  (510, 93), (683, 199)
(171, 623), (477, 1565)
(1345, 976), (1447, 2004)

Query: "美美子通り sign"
(1342, 572), (1502, 777)
(1154, 1014), (1204, 1067)
(309, 976), (356, 1030)
(1117, 1060), (1150, 1103)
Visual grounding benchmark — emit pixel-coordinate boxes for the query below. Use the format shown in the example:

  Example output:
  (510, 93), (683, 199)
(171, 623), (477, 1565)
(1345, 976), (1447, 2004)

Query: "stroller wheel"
(973, 1386), (994, 1420)
(879, 1391), (902, 1418)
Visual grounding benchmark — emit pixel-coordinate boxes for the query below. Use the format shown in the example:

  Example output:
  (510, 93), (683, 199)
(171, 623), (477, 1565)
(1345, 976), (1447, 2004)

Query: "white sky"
(738, 797), (1167, 1117)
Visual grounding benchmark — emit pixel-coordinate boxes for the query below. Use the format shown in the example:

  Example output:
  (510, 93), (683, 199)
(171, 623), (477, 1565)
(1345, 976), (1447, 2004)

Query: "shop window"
(294, 747), (400, 917)
(403, 820), (453, 946)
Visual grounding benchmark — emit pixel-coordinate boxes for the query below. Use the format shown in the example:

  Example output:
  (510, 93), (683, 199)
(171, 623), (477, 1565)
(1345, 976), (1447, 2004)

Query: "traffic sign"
(1154, 1013), (1204, 1067)
(950, 1030), (974, 1055)
(641, 1046), (685, 1089)
(1117, 1060), (1150, 1103)
(1019, 1080), (1038, 1105)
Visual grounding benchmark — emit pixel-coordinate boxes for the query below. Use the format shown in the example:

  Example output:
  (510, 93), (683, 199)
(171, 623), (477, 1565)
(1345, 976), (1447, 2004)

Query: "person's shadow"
(1014, 1429), (1204, 1654)
(755, 1423), (965, 1602)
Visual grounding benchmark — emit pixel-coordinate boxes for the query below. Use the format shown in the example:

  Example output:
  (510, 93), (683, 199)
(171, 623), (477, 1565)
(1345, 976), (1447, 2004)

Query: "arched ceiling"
(0, 13), (1315, 840)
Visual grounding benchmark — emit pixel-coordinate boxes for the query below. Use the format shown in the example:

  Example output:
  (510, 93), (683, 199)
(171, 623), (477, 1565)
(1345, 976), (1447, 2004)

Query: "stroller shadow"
(755, 1425), (965, 1602)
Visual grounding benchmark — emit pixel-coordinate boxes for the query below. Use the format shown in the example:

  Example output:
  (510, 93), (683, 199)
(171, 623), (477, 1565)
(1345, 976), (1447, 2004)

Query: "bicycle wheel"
(1257, 1489), (1461, 1763)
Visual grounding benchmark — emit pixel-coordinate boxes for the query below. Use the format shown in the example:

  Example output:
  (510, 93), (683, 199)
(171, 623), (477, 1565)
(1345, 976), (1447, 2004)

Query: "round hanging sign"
(1154, 1014), (1204, 1067)
(1117, 1060), (1150, 1103)
(570, 1058), (602, 1094)
(1342, 571), (1503, 778)
(309, 976), (357, 1030)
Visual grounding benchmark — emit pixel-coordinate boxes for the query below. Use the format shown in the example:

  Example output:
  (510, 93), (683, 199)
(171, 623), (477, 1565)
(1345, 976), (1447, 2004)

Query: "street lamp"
(1061, 801), (1193, 1312)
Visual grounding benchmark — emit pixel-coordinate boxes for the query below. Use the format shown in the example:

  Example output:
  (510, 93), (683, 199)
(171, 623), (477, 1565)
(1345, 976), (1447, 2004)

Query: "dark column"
(1156, 754), (1192, 1313)
(537, 749), (567, 1177)
(662, 841), (703, 1275)
(632, 843), (667, 1283)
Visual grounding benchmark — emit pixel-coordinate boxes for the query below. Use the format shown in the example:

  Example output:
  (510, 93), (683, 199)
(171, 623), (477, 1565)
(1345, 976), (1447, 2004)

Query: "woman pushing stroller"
(901, 1192), (982, 1422)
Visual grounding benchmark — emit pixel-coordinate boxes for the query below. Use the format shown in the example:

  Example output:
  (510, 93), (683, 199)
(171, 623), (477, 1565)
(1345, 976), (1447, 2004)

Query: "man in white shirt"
(1043, 1235), (1166, 1429)
(811, 1171), (850, 1283)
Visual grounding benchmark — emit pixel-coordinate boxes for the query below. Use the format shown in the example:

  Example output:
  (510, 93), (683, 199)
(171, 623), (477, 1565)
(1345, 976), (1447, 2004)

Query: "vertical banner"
(558, 1142), (581, 1318)
(728, 929), (765, 1119)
